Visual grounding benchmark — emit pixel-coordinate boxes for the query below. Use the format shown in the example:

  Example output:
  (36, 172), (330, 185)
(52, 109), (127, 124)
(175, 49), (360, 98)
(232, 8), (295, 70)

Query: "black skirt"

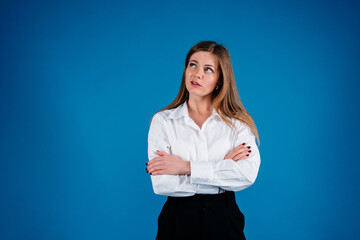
(156, 191), (246, 240)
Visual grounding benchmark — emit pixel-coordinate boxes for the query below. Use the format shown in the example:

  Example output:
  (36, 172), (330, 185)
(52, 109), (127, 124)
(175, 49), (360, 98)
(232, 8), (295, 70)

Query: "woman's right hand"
(224, 142), (251, 162)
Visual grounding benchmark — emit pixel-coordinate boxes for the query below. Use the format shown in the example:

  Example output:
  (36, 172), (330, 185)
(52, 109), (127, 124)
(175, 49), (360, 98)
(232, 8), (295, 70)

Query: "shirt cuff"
(190, 161), (214, 184)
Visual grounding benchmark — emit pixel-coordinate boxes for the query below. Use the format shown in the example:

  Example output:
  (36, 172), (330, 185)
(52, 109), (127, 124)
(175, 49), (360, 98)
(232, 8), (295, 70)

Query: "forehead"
(190, 51), (218, 66)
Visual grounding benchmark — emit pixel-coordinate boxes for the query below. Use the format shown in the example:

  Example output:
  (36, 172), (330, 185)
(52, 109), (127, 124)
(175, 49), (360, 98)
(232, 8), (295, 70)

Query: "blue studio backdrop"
(1, 0), (359, 239)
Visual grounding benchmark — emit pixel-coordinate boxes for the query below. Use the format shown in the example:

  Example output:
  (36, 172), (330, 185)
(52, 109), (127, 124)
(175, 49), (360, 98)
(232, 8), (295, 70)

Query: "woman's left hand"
(146, 150), (191, 176)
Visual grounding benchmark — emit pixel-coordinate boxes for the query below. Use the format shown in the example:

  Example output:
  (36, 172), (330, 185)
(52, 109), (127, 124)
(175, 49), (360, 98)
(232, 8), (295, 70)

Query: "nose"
(193, 67), (203, 79)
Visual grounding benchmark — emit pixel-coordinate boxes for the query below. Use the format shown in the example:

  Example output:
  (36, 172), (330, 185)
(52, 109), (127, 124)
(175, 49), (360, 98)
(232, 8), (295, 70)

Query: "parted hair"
(153, 40), (260, 146)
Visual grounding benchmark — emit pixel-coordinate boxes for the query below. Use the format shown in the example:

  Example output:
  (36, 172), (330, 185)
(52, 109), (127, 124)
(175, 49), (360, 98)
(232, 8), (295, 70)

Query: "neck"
(187, 95), (213, 116)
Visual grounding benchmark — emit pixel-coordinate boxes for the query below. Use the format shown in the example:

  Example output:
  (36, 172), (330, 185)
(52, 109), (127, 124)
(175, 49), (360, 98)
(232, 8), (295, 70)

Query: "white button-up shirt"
(147, 100), (261, 197)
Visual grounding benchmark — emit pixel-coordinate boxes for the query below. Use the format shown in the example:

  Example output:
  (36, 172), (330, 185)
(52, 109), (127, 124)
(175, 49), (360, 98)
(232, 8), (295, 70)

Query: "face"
(185, 51), (220, 100)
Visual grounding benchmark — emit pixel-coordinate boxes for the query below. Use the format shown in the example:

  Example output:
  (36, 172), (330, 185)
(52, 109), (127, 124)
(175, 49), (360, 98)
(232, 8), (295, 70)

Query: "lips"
(191, 80), (201, 86)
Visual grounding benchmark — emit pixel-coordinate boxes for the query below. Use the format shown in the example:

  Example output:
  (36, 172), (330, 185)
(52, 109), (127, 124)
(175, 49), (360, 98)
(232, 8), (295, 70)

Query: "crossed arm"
(146, 114), (261, 196)
(146, 143), (252, 175)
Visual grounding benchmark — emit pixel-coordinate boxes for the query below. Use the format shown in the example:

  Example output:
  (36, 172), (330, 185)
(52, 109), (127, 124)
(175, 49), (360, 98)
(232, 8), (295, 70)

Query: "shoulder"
(231, 118), (254, 136)
(150, 108), (173, 124)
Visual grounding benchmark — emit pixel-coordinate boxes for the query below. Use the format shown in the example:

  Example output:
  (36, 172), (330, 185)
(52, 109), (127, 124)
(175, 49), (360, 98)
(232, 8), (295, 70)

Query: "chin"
(188, 90), (212, 99)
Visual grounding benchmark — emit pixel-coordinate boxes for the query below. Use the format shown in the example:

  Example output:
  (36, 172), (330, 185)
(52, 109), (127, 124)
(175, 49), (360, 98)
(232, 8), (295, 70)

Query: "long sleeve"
(190, 121), (261, 192)
(148, 113), (196, 197)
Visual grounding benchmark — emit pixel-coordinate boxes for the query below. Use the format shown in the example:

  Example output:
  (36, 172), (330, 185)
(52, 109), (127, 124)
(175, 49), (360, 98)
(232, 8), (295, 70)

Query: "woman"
(146, 41), (261, 240)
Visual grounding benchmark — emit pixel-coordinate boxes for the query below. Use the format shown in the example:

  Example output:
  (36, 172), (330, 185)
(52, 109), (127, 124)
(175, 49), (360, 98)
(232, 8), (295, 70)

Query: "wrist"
(186, 161), (191, 175)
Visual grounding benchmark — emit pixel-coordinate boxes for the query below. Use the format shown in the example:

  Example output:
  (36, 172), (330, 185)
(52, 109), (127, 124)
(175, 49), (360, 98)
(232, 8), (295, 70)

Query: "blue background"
(1, 0), (359, 239)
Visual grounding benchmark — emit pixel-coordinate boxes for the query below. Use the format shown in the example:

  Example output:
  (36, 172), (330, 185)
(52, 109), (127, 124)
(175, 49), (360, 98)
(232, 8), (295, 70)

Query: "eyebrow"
(190, 60), (216, 69)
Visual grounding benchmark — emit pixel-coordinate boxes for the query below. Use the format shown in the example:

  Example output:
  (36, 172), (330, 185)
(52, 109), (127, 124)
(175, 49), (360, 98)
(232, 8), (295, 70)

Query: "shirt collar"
(168, 100), (220, 120)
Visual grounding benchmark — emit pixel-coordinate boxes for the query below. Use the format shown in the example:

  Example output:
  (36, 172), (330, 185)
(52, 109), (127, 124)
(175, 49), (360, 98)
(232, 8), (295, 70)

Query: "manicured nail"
(246, 154), (249, 156)
(247, 146), (251, 149)
(242, 143), (245, 145)
(145, 162), (148, 166)
(248, 150), (251, 153)
(146, 168), (148, 172)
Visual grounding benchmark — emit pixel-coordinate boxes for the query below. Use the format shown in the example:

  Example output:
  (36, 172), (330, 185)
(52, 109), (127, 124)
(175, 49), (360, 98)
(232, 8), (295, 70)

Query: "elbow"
(247, 169), (259, 186)
(153, 188), (166, 196)
(238, 174), (257, 191)
(151, 175), (180, 196)
(153, 186), (168, 196)
(151, 175), (195, 197)
(242, 161), (260, 188)
(224, 161), (260, 192)
(232, 174), (258, 192)
(242, 154), (261, 188)
(152, 182), (169, 196)
(151, 175), (168, 196)
(245, 173), (258, 188)
(152, 181), (161, 195)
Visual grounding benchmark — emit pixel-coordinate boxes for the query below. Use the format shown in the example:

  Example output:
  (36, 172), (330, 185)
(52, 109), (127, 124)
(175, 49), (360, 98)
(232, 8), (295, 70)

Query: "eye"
(205, 67), (213, 73)
(189, 63), (196, 68)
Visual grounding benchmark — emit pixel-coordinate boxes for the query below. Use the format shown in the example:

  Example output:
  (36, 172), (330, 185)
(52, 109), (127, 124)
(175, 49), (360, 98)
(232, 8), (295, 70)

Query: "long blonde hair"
(153, 41), (260, 146)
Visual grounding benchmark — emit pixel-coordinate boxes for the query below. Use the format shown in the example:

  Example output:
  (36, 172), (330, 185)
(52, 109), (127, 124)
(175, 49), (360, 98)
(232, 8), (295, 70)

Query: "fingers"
(147, 159), (163, 172)
(225, 143), (248, 159)
(224, 142), (252, 161)
(232, 150), (251, 162)
(147, 164), (164, 174)
(147, 156), (161, 165)
(147, 155), (168, 174)
(225, 144), (243, 159)
(146, 152), (171, 175)
(151, 170), (165, 175)
(147, 160), (163, 169)
(156, 150), (168, 156)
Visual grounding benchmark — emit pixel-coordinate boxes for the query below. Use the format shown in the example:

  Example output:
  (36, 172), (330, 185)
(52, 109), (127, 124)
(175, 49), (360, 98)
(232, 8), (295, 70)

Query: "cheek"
(185, 74), (190, 85)
(207, 76), (218, 87)
(185, 70), (190, 79)
(187, 70), (194, 78)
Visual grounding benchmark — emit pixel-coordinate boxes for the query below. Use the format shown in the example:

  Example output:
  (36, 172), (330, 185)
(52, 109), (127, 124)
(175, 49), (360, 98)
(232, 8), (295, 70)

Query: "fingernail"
(146, 168), (148, 172)
(145, 162), (148, 166)
(248, 150), (251, 153)
(242, 143), (245, 145)
(246, 154), (249, 156)
(247, 146), (251, 149)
